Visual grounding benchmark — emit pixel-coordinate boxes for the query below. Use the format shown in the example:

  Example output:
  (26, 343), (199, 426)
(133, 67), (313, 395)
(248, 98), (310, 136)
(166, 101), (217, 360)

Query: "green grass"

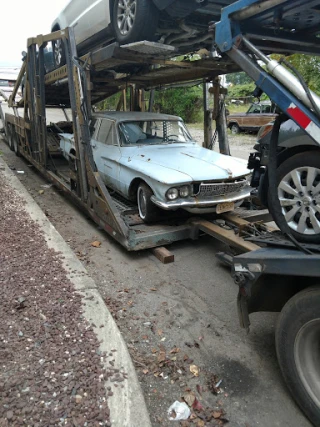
(226, 104), (249, 114)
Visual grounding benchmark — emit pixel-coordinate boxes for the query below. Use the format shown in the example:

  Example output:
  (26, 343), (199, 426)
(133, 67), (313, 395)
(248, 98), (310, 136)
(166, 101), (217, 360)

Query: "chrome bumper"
(151, 186), (252, 210)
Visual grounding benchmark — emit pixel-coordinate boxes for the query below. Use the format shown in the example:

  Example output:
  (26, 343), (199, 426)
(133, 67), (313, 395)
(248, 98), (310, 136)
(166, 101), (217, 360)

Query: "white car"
(58, 111), (251, 222)
(51, 0), (217, 67)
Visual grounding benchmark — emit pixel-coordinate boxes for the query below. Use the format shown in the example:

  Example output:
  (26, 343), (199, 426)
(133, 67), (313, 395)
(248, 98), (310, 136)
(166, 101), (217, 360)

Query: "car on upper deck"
(51, 0), (231, 67)
(58, 111), (251, 222)
(0, 68), (20, 101)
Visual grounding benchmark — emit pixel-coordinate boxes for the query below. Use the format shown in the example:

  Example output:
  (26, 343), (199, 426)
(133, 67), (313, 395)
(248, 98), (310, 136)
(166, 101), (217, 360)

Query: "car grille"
(196, 179), (247, 198)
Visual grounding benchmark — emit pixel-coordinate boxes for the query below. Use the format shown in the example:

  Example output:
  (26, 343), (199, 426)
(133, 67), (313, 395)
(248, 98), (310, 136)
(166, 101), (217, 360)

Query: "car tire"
(275, 286), (320, 427)
(268, 151), (320, 243)
(12, 130), (21, 157)
(52, 34), (66, 68)
(137, 182), (161, 222)
(230, 124), (240, 134)
(112, 0), (159, 45)
(6, 124), (14, 151)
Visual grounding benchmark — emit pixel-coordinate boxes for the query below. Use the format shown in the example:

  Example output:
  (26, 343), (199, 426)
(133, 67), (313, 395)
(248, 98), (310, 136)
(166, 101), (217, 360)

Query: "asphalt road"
(0, 132), (312, 427)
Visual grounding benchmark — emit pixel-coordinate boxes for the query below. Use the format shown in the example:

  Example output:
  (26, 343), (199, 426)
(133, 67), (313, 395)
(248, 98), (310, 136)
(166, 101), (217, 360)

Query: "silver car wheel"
(137, 186), (147, 219)
(294, 318), (320, 409)
(54, 39), (63, 66)
(117, 0), (137, 36)
(278, 166), (320, 236)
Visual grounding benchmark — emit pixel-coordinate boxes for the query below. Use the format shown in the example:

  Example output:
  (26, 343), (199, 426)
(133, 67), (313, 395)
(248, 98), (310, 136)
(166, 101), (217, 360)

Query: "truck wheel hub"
(302, 195), (312, 206)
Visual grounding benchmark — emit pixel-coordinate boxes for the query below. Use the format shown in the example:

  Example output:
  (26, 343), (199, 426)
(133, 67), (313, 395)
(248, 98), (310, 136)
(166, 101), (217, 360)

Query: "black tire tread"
(137, 182), (161, 222)
(275, 286), (320, 427)
(112, 0), (159, 44)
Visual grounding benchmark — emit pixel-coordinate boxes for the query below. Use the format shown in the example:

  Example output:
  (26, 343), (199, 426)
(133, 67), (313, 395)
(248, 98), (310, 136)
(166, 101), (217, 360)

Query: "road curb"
(0, 155), (151, 427)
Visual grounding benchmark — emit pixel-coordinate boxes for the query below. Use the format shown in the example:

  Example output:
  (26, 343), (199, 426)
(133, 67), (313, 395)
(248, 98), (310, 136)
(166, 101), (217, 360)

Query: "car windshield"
(118, 120), (193, 146)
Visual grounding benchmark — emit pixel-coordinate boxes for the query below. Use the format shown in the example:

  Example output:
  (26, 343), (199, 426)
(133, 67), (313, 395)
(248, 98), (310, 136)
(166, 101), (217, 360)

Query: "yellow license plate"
(216, 202), (235, 214)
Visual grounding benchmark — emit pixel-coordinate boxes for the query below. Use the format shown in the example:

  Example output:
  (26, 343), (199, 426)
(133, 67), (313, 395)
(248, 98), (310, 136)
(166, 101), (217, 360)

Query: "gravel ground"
(0, 172), (113, 426)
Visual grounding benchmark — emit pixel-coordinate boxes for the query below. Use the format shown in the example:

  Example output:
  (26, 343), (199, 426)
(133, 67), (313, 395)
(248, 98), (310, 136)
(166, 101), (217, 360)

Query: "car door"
(62, 0), (92, 45)
(260, 103), (278, 127)
(242, 104), (261, 130)
(91, 118), (121, 191)
(85, 0), (110, 36)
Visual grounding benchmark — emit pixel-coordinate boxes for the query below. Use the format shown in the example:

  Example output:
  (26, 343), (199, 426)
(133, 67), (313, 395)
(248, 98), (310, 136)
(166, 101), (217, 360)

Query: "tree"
(271, 54), (320, 95)
(226, 72), (253, 86)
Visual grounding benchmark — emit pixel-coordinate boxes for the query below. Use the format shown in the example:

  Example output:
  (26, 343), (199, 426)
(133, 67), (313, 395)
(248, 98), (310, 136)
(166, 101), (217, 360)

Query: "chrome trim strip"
(151, 186), (251, 210)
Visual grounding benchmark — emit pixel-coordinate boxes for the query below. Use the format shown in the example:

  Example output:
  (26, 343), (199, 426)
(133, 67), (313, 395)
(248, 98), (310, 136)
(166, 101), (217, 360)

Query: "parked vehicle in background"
(249, 118), (320, 243)
(51, 0), (226, 67)
(0, 68), (20, 101)
(58, 111), (251, 222)
(227, 101), (277, 134)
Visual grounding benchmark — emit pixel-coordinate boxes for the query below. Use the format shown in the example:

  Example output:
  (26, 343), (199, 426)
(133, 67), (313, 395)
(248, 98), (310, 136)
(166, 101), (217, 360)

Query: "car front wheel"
(137, 183), (161, 222)
(269, 151), (320, 243)
(112, 0), (159, 44)
(276, 286), (320, 427)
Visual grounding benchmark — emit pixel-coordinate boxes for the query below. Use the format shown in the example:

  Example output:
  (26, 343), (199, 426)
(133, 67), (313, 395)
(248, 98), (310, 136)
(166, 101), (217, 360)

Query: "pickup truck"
(227, 101), (277, 134)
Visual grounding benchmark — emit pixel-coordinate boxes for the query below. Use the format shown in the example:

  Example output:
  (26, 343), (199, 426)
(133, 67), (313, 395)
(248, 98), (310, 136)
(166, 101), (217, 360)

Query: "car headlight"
(166, 188), (179, 200)
(179, 186), (189, 198)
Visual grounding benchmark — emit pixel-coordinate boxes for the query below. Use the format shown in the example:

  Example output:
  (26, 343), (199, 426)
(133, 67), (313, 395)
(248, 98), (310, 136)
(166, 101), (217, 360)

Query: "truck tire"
(275, 286), (320, 427)
(12, 130), (21, 157)
(112, 0), (159, 44)
(230, 123), (240, 134)
(268, 151), (320, 243)
(6, 124), (14, 151)
(137, 182), (161, 222)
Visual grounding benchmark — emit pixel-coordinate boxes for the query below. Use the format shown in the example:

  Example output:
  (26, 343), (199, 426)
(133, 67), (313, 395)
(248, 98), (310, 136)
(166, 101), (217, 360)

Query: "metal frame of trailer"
(3, 26), (270, 252)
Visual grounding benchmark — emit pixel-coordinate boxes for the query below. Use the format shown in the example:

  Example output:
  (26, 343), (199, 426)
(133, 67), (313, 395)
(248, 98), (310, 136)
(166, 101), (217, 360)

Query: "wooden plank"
(228, 208), (273, 223)
(192, 219), (260, 252)
(152, 247), (175, 264)
(222, 212), (277, 232)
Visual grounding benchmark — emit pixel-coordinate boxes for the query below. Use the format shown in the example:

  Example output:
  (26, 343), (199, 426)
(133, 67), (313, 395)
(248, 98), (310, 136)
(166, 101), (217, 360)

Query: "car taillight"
(257, 123), (274, 141)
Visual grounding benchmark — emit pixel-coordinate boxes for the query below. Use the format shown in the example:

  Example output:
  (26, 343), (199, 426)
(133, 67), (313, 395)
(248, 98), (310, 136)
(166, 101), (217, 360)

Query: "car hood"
(123, 143), (249, 183)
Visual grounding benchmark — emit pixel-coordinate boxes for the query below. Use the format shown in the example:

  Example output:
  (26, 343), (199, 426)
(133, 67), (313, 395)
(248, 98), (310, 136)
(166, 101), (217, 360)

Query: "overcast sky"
(0, 0), (68, 67)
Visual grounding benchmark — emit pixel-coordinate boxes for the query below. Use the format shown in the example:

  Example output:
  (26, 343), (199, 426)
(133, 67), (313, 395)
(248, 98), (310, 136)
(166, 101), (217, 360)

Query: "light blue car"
(59, 111), (251, 222)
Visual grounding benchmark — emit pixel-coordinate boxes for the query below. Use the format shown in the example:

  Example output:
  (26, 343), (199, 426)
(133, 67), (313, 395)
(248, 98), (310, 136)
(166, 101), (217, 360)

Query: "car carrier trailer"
(1, 2), (320, 424)
(2, 26), (260, 253)
(210, 1), (320, 426)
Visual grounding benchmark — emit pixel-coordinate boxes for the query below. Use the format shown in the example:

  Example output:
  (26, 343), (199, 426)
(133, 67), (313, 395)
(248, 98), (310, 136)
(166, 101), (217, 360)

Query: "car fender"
(118, 158), (192, 201)
(227, 119), (240, 128)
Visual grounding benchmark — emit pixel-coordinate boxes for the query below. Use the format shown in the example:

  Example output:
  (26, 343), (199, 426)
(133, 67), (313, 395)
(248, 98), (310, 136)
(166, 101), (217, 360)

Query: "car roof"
(257, 101), (271, 105)
(92, 111), (183, 122)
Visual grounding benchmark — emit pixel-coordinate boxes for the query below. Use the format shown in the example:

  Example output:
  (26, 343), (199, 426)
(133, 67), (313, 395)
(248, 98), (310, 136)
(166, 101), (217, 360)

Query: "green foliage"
(154, 86), (203, 123)
(226, 72), (253, 86)
(271, 54), (320, 95)
(94, 85), (203, 123)
(96, 93), (122, 111)
(227, 82), (255, 98)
